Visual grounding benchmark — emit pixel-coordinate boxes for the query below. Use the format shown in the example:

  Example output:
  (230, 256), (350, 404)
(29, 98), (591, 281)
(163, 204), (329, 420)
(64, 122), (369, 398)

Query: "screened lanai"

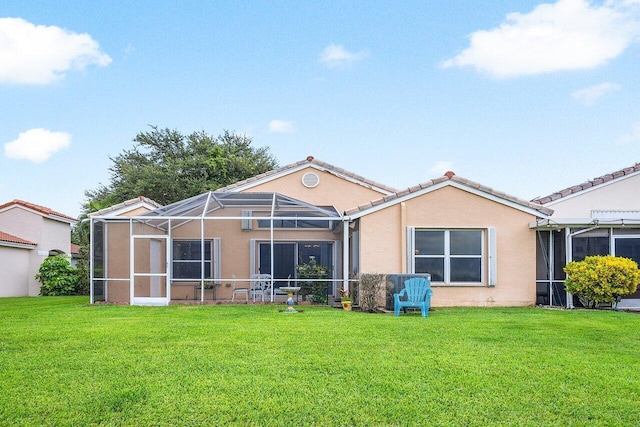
(90, 192), (350, 305)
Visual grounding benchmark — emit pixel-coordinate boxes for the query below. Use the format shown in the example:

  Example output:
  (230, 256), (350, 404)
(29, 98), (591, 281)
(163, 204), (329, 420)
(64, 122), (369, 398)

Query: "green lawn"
(0, 297), (638, 426)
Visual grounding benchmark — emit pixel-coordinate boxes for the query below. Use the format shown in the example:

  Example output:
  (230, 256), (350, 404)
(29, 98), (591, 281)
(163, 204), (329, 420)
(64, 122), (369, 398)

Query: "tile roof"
(344, 171), (553, 217)
(0, 231), (36, 246)
(0, 199), (77, 223)
(217, 156), (398, 194)
(90, 196), (162, 216)
(532, 162), (640, 205)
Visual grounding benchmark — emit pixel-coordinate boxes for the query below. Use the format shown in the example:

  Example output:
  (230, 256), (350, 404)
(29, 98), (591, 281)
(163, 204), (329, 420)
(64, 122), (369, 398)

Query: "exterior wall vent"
(302, 172), (320, 188)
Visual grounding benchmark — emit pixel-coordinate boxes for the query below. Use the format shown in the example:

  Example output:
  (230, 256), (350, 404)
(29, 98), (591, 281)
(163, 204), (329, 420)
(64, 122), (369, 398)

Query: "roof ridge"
(532, 162), (640, 205)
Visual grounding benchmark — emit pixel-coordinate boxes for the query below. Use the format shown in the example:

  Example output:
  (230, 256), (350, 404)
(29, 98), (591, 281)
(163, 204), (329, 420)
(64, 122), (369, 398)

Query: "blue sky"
(1, 0), (640, 218)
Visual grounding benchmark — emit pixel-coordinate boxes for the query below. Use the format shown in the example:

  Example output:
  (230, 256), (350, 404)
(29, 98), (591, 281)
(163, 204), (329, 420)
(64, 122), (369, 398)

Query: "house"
(532, 163), (640, 309)
(90, 157), (552, 307)
(0, 200), (77, 297)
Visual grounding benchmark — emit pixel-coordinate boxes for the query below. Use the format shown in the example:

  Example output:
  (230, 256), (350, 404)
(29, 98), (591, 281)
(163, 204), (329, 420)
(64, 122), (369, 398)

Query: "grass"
(0, 297), (639, 426)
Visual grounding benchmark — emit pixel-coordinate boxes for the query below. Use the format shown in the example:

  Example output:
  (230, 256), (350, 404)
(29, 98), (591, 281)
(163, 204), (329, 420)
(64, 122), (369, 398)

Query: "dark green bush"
(36, 254), (81, 296)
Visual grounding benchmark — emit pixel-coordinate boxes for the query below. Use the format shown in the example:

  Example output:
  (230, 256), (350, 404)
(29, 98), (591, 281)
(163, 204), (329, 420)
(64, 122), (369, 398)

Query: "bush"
(358, 273), (385, 312)
(36, 254), (81, 296)
(564, 255), (640, 308)
(296, 258), (330, 304)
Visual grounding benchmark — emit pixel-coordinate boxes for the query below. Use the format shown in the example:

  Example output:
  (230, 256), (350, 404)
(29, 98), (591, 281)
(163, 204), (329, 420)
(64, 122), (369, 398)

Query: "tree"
(83, 127), (278, 210)
(564, 255), (640, 309)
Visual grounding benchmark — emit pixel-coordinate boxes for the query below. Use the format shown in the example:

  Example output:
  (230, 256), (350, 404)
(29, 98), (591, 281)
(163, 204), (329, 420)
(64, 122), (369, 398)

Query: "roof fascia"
(530, 217), (640, 229)
(227, 163), (395, 195)
(348, 180), (549, 220)
(0, 241), (36, 250)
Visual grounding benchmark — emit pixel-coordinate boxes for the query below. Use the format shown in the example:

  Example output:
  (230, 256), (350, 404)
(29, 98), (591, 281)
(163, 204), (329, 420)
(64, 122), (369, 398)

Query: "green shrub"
(36, 254), (81, 296)
(564, 255), (640, 308)
(296, 258), (330, 304)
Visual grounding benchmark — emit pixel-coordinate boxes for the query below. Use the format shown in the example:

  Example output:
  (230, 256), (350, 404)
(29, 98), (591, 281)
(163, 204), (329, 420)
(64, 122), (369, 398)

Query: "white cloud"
(442, 0), (640, 78)
(268, 120), (294, 133)
(4, 128), (72, 163)
(319, 44), (368, 67)
(618, 121), (640, 144)
(572, 82), (621, 105)
(0, 17), (112, 85)
(429, 161), (455, 176)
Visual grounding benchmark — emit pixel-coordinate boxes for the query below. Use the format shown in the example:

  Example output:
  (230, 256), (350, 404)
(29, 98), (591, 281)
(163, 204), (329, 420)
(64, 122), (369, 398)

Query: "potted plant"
(339, 287), (352, 311)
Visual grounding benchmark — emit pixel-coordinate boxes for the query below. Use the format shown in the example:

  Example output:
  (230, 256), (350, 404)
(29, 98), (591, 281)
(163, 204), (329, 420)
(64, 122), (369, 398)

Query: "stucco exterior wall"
(0, 206), (72, 296)
(240, 167), (388, 211)
(546, 173), (640, 218)
(358, 186), (538, 307)
(0, 246), (32, 297)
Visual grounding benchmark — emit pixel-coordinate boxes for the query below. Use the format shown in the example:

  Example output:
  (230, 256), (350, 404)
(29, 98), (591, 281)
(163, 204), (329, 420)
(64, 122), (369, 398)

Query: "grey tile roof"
(345, 172), (553, 216)
(91, 196), (162, 216)
(532, 163), (640, 205)
(216, 156), (398, 194)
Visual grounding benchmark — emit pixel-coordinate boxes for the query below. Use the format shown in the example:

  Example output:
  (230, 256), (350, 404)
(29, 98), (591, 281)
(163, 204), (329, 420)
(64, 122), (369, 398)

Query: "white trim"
(488, 227), (497, 286)
(0, 241), (36, 250)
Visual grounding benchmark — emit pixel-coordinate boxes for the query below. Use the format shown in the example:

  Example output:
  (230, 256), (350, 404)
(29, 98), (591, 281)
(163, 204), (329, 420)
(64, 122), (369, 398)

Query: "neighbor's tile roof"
(0, 231), (36, 246)
(0, 199), (77, 222)
(532, 162), (640, 205)
(217, 156), (398, 194)
(345, 172), (553, 216)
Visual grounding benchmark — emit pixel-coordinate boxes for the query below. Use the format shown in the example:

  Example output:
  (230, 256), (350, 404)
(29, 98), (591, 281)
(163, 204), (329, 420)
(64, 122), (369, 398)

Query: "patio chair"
(393, 277), (433, 317)
(231, 274), (249, 302)
(251, 274), (272, 302)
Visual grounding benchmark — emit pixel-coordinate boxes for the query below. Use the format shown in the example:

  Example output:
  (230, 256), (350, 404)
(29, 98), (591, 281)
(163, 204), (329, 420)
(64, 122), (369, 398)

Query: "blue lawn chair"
(394, 277), (433, 317)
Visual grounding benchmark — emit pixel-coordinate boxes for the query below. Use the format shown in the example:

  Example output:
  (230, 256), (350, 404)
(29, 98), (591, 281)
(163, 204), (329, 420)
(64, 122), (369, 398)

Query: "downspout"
(565, 223), (600, 309)
(342, 216), (350, 294)
(89, 217), (94, 304)
(270, 193), (276, 302)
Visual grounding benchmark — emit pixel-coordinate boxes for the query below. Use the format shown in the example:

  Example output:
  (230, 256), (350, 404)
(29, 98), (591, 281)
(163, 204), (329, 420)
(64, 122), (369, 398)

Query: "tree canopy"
(83, 127), (279, 214)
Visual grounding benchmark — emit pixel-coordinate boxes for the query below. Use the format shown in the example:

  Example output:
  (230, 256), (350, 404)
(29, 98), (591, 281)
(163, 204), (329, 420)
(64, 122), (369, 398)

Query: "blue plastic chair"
(394, 277), (433, 317)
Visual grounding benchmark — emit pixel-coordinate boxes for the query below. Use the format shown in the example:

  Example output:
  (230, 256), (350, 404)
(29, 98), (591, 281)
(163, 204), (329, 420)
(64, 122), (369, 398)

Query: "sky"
(1, 0), (640, 219)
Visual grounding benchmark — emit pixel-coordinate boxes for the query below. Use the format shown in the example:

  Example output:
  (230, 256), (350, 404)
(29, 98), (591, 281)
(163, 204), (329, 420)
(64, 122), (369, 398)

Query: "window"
(173, 240), (212, 279)
(413, 229), (483, 283)
(257, 212), (332, 229)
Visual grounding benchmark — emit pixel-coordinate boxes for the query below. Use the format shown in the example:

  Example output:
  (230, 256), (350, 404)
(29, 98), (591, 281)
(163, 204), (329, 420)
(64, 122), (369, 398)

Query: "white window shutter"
(407, 227), (415, 274)
(488, 227), (497, 286)
(213, 238), (221, 282)
(241, 210), (252, 230)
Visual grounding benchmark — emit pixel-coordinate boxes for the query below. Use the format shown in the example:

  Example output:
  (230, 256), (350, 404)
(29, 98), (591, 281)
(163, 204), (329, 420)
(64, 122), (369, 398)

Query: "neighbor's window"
(173, 240), (212, 279)
(414, 229), (483, 283)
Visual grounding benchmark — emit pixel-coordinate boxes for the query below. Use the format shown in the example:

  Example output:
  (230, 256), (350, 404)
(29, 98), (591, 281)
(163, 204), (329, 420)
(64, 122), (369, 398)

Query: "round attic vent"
(302, 172), (320, 188)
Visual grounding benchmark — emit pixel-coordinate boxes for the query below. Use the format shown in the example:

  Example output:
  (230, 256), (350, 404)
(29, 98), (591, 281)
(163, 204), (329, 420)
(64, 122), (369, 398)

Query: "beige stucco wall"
(358, 185), (538, 307)
(547, 173), (640, 218)
(0, 246), (32, 297)
(101, 208), (341, 302)
(0, 206), (72, 296)
(240, 166), (389, 212)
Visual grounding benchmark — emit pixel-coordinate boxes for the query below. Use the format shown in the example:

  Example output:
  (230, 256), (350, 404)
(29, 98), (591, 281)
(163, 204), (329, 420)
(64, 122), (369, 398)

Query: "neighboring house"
(0, 200), (77, 297)
(90, 157), (551, 307)
(532, 163), (640, 309)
